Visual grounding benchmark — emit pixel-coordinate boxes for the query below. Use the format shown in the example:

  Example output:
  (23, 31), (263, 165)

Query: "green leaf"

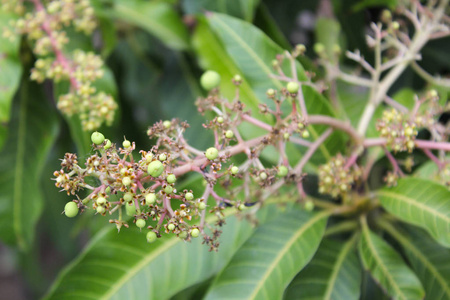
(284, 235), (361, 300)
(183, 0), (260, 22)
(206, 13), (345, 166)
(380, 222), (450, 300)
(207, 12), (306, 104)
(204, 210), (329, 300)
(102, 0), (189, 50)
(253, 4), (291, 50)
(43, 207), (276, 300)
(192, 17), (262, 116)
(0, 10), (22, 149)
(413, 159), (449, 186)
(337, 80), (383, 138)
(377, 177), (450, 247)
(359, 219), (425, 300)
(0, 77), (59, 250)
(392, 88), (416, 110)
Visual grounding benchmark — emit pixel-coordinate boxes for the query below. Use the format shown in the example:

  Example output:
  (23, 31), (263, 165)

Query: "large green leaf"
(0, 10), (22, 149)
(204, 210), (329, 300)
(359, 220), (425, 300)
(284, 235), (361, 300)
(207, 13), (306, 104)
(380, 222), (450, 300)
(0, 77), (59, 250)
(377, 177), (450, 247)
(43, 206), (276, 300)
(183, 0), (260, 22)
(99, 0), (189, 51)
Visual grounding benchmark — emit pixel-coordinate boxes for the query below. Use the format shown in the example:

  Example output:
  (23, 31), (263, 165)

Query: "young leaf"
(43, 207), (276, 300)
(359, 218), (425, 300)
(377, 177), (450, 247)
(380, 222), (450, 300)
(204, 210), (329, 300)
(283, 235), (361, 300)
(0, 78), (58, 250)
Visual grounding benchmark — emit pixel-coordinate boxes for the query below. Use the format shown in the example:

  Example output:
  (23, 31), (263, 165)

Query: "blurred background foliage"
(0, 0), (448, 299)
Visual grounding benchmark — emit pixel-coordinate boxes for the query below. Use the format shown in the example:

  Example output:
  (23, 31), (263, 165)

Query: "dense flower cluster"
(318, 154), (362, 199)
(376, 108), (418, 152)
(2, 0), (117, 130)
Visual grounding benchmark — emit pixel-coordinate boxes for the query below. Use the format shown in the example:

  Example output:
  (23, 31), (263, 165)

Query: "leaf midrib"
(210, 14), (283, 90)
(100, 207), (241, 299)
(323, 234), (357, 300)
(378, 190), (450, 223)
(248, 211), (329, 300)
(382, 224), (450, 299)
(13, 82), (27, 250)
(362, 227), (407, 300)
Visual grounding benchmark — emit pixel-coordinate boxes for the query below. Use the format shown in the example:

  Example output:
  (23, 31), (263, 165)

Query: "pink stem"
(422, 148), (444, 170)
(415, 140), (450, 151)
(344, 152), (359, 170)
(163, 195), (174, 217)
(240, 114), (272, 131)
(173, 136), (265, 176)
(364, 138), (450, 151)
(308, 115), (361, 143)
(294, 128), (333, 173)
(30, 0), (79, 89)
(383, 147), (404, 176)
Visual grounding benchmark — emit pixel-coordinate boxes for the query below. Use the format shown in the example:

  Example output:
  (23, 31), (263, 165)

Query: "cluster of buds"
(1, 0), (116, 130)
(376, 108), (418, 152)
(384, 171), (398, 187)
(318, 154), (362, 199)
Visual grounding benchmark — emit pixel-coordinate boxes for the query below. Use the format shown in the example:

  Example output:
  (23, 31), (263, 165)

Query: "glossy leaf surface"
(377, 177), (450, 247)
(359, 221), (425, 300)
(0, 78), (58, 250)
(204, 210), (329, 300)
(284, 235), (361, 300)
(381, 223), (450, 300)
(44, 208), (275, 300)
